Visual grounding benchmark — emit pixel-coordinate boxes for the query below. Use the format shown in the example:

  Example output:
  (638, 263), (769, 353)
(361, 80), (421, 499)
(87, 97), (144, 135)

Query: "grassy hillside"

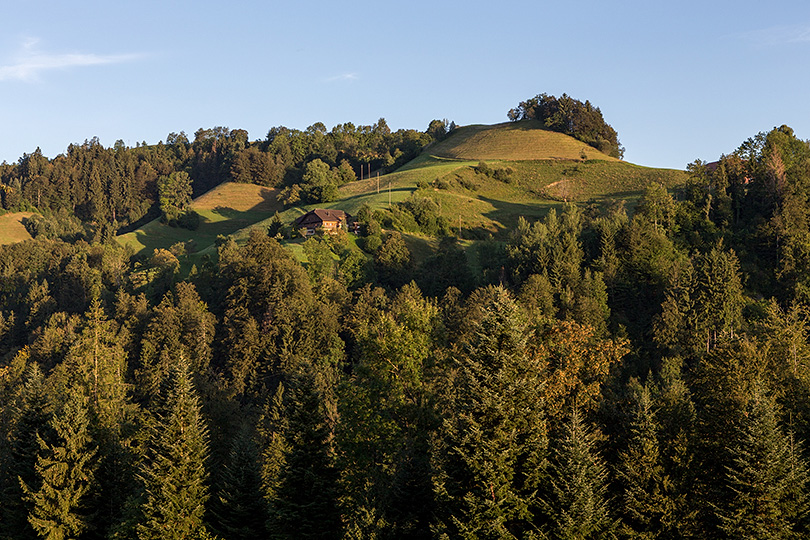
(428, 120), (620, 162)
(324, 121), (688, 236)
(0, 212), (35, 245)
(117, 183), (283, 256)
(116, 121), (689, 264)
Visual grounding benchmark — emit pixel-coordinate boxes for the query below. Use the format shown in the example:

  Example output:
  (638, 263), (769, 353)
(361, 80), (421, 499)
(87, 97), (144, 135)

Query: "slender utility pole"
(388, 181), (391, 207)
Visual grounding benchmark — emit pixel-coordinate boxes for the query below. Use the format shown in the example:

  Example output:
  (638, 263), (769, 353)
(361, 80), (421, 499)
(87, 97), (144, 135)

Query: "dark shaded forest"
(2, 122), (810, 539)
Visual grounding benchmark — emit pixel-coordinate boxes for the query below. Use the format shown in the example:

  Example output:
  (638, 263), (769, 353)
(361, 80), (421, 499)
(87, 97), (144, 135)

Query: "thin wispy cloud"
(325, 72), (359, 83)
(0, 38), (141, 82)
(742, 23), (810, 47)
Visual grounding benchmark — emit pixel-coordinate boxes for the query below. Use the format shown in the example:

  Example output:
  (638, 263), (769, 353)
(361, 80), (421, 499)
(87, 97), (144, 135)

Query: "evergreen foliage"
(541, 408), (616, 540)
(616, 381), (678, 539)
(717, 383), (809, 539)
(338, 283), (439, 537)
(265, 372), (342, 539)
(136, 357), (210, 540)
(209, 422), (268, 540)
(1, 361), (52, 540)
(22, 392), (97, 540)
(433, 286), (547, 538)
(4, 120), (810, 539)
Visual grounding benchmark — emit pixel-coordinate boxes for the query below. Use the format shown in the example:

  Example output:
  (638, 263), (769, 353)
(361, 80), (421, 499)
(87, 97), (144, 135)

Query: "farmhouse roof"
(294, 208), (348, 228)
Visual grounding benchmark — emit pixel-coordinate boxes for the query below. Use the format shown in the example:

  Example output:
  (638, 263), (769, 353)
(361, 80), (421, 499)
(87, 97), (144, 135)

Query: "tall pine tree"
(22, 391), (97, 540)
(717, 382), (809, 539)
(265, 371), (342, 540)
(51, 298), (138, 537)
(0, 362), (52, 540)
(209, 421), (268, 540)
(136, 356), (211, 540)
(616, 380), (679, 539)
(433, 286), (547, 539)
(541, 408), (615, 539)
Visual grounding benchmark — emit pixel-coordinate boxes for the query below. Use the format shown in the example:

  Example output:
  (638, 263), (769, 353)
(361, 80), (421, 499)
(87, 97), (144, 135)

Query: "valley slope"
(116, 120), (688, 259)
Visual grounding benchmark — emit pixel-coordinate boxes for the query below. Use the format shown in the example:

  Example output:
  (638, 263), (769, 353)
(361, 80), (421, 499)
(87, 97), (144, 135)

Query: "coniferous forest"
(3, 103), (810, 538)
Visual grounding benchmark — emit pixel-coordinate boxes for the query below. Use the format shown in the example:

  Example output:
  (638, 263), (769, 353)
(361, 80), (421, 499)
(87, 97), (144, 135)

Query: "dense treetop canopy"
(509, 93), (624, 159)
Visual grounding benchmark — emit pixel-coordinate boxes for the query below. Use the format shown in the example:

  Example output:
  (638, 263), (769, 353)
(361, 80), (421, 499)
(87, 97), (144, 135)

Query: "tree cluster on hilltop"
(3, 121), (810, 538)
(508, 93), (624, 159)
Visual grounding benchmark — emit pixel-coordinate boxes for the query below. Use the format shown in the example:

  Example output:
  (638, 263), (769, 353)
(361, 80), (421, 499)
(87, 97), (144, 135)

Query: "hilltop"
(334, 121), (686, 235)
(427, 120), (620, 162)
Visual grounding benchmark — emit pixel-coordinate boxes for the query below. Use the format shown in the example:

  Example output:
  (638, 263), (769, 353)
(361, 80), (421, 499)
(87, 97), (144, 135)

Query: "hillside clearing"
(0, 212), (35, 245)
(192, 183), (280, 212)
(117, 183), (283, 256)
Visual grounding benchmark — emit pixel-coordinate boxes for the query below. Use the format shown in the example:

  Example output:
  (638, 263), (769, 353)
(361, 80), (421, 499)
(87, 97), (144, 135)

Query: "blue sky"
(2, 0), (810, 169)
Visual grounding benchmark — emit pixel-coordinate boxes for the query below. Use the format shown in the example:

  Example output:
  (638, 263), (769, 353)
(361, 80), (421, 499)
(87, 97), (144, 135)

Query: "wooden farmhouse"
(294, 208), (349, 236)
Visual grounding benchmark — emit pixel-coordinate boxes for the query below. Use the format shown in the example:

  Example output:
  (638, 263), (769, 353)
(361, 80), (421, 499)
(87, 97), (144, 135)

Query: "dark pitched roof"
(294, 208), (348, 228)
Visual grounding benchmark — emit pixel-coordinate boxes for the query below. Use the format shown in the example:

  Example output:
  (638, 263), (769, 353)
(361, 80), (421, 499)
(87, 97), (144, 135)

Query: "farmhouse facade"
(294, 208), (349, 236)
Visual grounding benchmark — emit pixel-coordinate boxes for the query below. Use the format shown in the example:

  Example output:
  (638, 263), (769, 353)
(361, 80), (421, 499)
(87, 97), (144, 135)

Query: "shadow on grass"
(124, 193), (283, 256)
(475, 195), (559, 234)
(211, 206), (247, 219)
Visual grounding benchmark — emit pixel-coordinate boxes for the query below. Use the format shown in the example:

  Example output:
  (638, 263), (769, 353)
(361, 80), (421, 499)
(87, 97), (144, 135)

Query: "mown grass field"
(0, 212), (35, 245)
(117, 184), (284, 256)
(428, 120), (620, 162)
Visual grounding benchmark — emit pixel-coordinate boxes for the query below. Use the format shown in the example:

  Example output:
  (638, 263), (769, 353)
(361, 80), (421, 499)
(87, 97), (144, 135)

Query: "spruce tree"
(654, 357), (698, 538)
(717, 383), (809, 539)
(266, 372), (342, 540)
(22, 391), (97, 540)
(617, 381), (677, 539)
(690, 340), (767, 536)
(209, 422), (268, 540)
(136, 356), (210, 540)
(0, 363), (52, 540)
(542, 408), (616, 539)
(53, 298), (138, 537)
(433, 286), (547, 538)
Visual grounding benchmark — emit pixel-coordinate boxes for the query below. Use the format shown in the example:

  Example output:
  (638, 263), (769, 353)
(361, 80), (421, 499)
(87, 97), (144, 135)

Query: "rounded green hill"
(428, 120), (621, 162)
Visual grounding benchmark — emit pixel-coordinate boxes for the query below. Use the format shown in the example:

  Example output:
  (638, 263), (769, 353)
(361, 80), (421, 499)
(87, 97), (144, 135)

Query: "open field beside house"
(116, 183), (283, 256)
(0, 212), (35, 244)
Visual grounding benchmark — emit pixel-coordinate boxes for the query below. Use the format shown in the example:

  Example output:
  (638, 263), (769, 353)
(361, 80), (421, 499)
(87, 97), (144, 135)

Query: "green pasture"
(428, 120), (620, 162)
(117, 206), (279, 256)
